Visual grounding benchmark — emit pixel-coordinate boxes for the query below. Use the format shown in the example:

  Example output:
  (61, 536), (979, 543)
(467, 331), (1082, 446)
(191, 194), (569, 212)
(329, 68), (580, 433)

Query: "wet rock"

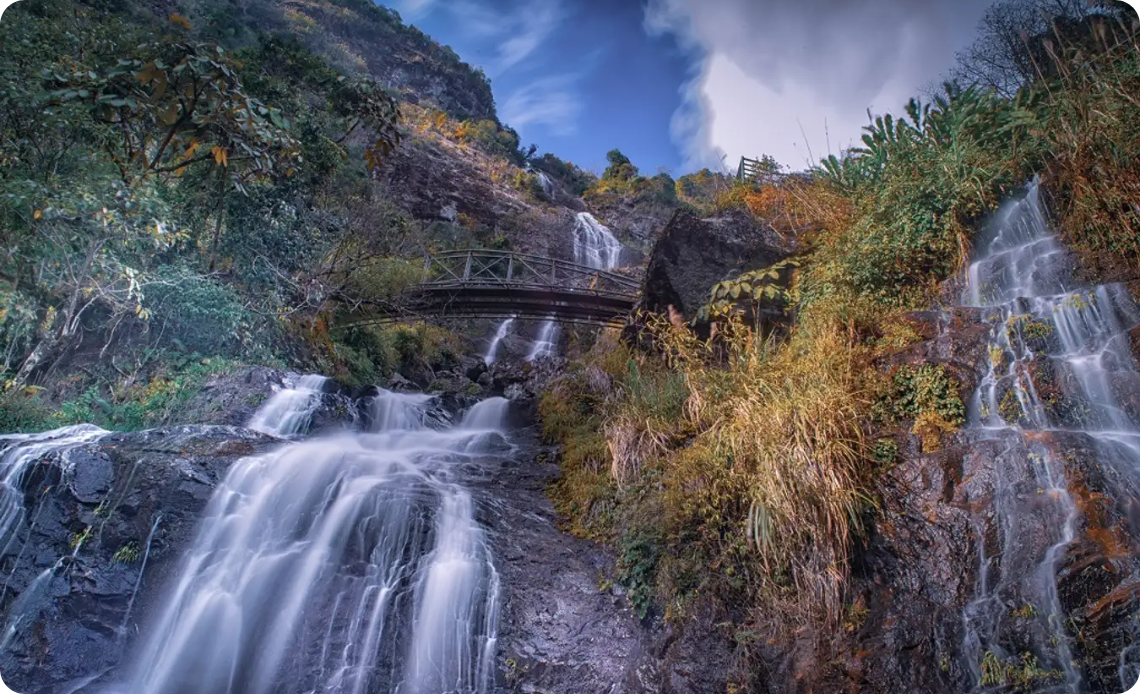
(177, 365), (287, 426)
(483, 432), (732, 694)
(0, 426), (276, 694)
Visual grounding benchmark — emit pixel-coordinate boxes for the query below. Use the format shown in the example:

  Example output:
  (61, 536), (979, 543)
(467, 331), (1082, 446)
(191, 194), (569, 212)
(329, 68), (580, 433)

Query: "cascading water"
(573, 212), (623, 271)
(247, 374), (329, 437)
(368, 388), (435, 431)
(106, 387), (504, 694)
(960, 179), (1140, 692)
(535, 171), (553, 197)
(0, 425), (108, 563)
(526, 319), (558, 361)
(0, 425), (109, 651)
(484, 317), (514, 365)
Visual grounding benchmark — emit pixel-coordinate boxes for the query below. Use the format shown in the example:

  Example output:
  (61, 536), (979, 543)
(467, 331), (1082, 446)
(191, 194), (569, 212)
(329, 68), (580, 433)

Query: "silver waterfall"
(99, 386), (506, 694)
(960, 178), (1140, 692)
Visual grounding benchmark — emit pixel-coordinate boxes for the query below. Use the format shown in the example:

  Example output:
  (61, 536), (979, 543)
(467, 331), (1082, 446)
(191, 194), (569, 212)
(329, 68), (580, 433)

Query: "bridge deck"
(337, 249), (641, 328)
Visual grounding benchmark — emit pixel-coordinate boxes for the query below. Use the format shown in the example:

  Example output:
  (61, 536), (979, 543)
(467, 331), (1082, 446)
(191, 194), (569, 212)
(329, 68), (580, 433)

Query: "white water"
(573, 212), (623, 271)
(0, 425), (108, 563)
(960, 179), (1140, 692)
(484, 318), (514, 365)
(526, 319), (559, 361)
(368, 389), (434, 431)
(109, 390), (503, 694)
(247, 374), (329, 437)
(535, 171), (553, 197)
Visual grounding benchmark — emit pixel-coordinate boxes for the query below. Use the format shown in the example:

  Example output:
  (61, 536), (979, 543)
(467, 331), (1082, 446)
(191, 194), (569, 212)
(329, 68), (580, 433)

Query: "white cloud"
(645, 0), (993, 171)
(396, 0), (438, 20)
(500, 76), (581, 136)
(434, 0), (565, 75)
(494, 0), (565, 72)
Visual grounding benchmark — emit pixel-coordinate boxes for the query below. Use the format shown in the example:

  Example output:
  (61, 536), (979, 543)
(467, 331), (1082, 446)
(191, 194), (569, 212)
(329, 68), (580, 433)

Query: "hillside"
(0, 0), (582, 428)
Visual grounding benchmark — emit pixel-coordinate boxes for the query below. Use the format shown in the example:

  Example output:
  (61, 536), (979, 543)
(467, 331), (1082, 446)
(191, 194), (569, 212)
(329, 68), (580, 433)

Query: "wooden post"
(463, 251), (473, 282)
(507, 254), (514, 282)
(422, 252), (431, 282)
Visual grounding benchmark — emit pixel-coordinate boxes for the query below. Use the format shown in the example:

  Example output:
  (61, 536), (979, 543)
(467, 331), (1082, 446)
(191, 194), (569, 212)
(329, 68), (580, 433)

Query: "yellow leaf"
(137, 61), (162, 85)
(182, 139), (201, 161)
(33, 209), (42, 220)
(211, 146), (228, 167)
(168, 13), (192, 30)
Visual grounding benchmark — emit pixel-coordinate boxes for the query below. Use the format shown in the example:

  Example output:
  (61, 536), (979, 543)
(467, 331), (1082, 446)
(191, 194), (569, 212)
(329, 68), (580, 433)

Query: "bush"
(146, 266), (266, 357)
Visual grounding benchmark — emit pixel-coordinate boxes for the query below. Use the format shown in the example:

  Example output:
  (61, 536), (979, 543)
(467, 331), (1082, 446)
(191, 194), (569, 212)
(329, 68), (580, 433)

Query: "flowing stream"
(247, 374), (331, 437)
(526, 319), (558, 362)
(960, 179), (1140, 692)
(99, 387), (506, 694)
(484, 317), (515, 365)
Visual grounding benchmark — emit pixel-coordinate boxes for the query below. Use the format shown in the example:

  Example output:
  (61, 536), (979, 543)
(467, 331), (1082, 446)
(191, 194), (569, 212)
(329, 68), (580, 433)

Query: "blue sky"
(383, 0), (1001, 175)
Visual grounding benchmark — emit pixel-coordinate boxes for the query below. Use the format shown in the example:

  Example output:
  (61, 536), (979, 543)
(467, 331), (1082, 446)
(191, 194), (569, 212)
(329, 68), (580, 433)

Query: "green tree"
(603, 148), (639, 181)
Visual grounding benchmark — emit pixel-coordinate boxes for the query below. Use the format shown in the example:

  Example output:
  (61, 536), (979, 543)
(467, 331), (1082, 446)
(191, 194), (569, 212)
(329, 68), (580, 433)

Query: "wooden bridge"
(340, 249), (641, 328)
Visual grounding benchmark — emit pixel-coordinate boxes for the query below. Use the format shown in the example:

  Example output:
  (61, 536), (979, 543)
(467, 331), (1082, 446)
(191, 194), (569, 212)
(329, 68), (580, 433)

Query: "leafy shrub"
(0, 387), (56, 433)
(530, 153), (595, 196)
(146, 266), (265, 357)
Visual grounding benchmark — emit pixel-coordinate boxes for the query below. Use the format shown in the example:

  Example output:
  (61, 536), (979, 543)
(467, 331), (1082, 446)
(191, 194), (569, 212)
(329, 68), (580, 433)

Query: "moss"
(999, 387), (1024, 423)
(113, 541), (140, 564)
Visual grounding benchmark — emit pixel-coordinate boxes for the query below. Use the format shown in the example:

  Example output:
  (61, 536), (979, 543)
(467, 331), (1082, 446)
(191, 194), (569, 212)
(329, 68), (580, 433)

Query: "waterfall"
(0, 425), (107, 561)
(108, 392), (503, 694)
(0, 425), (109, 652)
(535, 171), (553, 197)
(247, 374), (329, 437)
(484, 318), (514, 365)
(959, 178), (1140, 692)
(526, 319), (559, 361)
(368, 389), (434, 431)
(573, 212), (623, 270)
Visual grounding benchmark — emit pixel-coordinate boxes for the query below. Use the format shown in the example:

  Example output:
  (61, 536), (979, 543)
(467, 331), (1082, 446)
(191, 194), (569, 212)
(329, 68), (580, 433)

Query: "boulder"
(640, 208), (794, 321)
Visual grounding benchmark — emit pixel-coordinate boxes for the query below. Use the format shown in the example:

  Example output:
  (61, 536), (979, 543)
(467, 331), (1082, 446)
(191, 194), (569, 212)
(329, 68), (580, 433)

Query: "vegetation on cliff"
(0, 0), (517, 430)
(540, 4), (1139, 684)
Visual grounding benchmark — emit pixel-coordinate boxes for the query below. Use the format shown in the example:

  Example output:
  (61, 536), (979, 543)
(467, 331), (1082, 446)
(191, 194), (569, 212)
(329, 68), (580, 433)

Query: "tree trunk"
(14, 236), (105, 385)
(207, 176), (227, 272)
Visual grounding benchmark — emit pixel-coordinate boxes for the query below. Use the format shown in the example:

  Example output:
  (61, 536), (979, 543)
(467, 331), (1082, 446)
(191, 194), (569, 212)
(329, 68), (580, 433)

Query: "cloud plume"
(645, 0), (993, 171)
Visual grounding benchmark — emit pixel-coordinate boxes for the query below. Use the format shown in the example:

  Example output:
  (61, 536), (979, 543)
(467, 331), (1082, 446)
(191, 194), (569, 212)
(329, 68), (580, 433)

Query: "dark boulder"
(640, 208), (794, 321)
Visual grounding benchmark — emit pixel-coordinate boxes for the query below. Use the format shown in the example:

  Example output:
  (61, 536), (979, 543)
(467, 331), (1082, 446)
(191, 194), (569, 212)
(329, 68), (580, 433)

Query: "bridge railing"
(420, 249), (639, 299)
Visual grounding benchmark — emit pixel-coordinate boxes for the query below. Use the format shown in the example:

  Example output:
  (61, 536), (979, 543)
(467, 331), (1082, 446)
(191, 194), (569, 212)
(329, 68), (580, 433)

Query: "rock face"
(0, 425), (277, 694)
(585, 190), (678, 250)
(377, 136), (577, 258)
(480, 419), (735, 694)
(641, 209), (794, 320)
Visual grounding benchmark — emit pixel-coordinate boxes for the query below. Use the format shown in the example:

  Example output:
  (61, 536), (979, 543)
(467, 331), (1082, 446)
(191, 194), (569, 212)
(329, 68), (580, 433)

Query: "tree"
(949, 0), (1091, 96)
(603, 149), (639, 181)
(49, 35), (305, 270)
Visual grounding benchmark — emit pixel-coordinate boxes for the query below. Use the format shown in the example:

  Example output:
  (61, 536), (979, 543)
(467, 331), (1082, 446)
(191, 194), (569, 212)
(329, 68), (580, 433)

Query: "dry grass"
(1038, 19), (1140, 263)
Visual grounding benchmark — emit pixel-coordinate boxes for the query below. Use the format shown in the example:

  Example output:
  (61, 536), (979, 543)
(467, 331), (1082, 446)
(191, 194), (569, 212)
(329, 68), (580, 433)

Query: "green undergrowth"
(1, 353), (239, 433)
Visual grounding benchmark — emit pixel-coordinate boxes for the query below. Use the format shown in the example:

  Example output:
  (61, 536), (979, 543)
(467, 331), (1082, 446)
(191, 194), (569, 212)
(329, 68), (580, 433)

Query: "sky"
(382, 0), (1001, 175)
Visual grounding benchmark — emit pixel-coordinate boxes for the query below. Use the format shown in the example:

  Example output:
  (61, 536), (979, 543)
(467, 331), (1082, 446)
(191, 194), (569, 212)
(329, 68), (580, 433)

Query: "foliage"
(455, 119), (529, 165)
(113, 541), (141, 563)
(979, 651), (1064, 690)
(530, 153), (596, 196)
(542, 314), (877, 633)
(603, 149), (638, 182)
(0, 0), (422, 397)
(695, 259), (799, 324)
